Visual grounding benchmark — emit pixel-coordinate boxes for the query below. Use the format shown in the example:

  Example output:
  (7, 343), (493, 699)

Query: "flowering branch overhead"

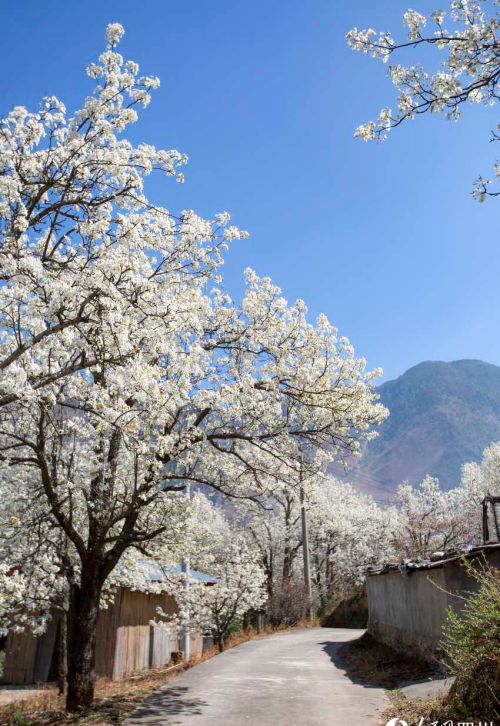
(347, 1), (500, 200)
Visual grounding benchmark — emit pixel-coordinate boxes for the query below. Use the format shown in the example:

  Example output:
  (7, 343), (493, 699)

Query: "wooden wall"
(2, 615), (58, 685)
(94, 591), (122, 679)
(110, 588), (179, 679)
(2, 630), (38, 685)
(0, 588), (204, 685)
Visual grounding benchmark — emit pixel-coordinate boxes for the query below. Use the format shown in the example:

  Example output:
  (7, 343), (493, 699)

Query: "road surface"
(0, 685), (56, 706)
(124, 628), (389, 726)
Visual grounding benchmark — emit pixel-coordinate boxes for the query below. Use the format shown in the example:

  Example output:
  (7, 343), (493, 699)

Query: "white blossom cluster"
(235, 476), (397, 611)
(347, 0), (500, 196)
(166, 541), (266, 651)
(307, 478), (397, 595)
(392, 439), (500, 559)
(393, 475), (471, 558)
(0, 21), (387, 662)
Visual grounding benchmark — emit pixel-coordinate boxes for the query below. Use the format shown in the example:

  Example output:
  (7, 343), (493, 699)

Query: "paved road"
(0, 685), (56, 706)
(125, 628), (389, 726)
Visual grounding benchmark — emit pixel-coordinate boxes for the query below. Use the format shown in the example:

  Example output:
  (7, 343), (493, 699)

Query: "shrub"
(268, 581), (310, 626)
(442, 557), (500, 720)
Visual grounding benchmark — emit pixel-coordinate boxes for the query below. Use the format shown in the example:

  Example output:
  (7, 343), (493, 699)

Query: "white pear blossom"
(236, 476), (397, 616)
(393, 476), (471, 558)
(0, 22), (387, 711)
(162, 522), (266, 652)
(347, 1), (500, 199)
(392, 440), (500, 560)
(307, 478), (397, 599)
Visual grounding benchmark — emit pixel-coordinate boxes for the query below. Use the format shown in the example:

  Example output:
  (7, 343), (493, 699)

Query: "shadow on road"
(125, 686), (208, 725)
(318, 640), (384, 689)
(319, 632), (441, 691)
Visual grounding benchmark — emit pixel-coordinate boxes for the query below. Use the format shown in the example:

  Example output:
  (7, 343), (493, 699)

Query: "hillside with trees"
(341, 360), (500, 495)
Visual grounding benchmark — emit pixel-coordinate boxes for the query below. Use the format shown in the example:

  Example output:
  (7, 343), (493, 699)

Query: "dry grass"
(0, 622), (317, 726)
(339, 632), (439, 689)
(0, 665), (186, 726)
(383, 688), (487, 726)
(383, 690), (447, 726)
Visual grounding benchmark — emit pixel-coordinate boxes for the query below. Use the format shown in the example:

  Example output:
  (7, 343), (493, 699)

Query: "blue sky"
(2, 0), (499, 382)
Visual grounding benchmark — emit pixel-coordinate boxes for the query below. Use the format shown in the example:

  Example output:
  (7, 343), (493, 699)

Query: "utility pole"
(181, 482), (191, 660)
(300, 487), (313, 623)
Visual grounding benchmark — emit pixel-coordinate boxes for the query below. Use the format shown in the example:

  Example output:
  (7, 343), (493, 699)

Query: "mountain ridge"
(337, 359), (500, 496)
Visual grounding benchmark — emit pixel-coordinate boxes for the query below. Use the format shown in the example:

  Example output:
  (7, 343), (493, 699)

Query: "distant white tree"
(394, 475), (474, 558)
(236, 476), (397, 617)
(162, 514), (267, 653)
(459, 440), (500, 542)
(236, 485), (304, 601)
(235, 501), (286, 601)
(307, 478), (397, 601)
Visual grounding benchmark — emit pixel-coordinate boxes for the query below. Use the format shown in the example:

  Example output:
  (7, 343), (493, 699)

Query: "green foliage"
(12, 714), (36, 726)
(227, 617), (243, 636)
(442, 557), (500, 720)
(0, 649), (4, 679)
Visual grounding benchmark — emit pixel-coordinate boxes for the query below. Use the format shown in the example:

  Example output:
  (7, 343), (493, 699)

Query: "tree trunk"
(282, 545), (293, 586)
(66, 570), (102, 712)
(58, 608), (68, 696)
(262, 552), (274, 601)
(216, 634), (225, 653)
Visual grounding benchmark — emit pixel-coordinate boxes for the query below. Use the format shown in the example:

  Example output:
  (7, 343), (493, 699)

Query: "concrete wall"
(366, 549), (500, 660)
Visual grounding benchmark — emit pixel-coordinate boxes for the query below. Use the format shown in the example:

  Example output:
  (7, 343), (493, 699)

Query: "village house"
(366, 541), (500, 658)
(365, 496), (500, 659)
(1, 566), (215, 685)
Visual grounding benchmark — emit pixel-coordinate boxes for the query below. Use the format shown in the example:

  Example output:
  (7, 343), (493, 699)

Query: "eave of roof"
(118, 559), (217, 585)
(366, 541), (500, 577)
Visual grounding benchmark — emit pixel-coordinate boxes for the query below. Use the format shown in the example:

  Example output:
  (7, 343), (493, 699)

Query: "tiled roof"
(366, 542), (500, 577)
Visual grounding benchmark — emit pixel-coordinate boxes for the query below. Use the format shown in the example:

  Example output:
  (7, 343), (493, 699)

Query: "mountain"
(334, 359), (500, 498)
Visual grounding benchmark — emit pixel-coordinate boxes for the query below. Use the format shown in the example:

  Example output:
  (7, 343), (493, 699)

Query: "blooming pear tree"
(165, 530), (267, 653)
(0, 467), (193, 635)
(458, 439), (500, 541)
(236, 476), (397, 618)
(347, 1), (500, 200)
(0, 440), (196, 695)
(0, 23), (198, 408)
(235, 500), (287, 601)
(235, 491), (310, 625)
(0, 22), (387, 712)
(236, 485), (304, 597)
(306, 478), (397, 603)
(389, 440), (500, 562)
(394, 475), (475, 558)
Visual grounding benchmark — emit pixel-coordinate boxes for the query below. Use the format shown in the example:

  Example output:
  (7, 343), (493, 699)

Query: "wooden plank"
(190, 631), (203, 658)
(2, 588), (182, 684)
(113, 590), (179, 680)
(95, 589), (122, 679)
(33, 613), (59, 682)
(2, 630), (37, 684)
(150, 624), (171, 668)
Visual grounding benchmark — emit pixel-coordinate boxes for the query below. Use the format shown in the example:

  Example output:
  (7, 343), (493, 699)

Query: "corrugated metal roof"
(148, 563), (216, 584)
(118, 559), (216, 584)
